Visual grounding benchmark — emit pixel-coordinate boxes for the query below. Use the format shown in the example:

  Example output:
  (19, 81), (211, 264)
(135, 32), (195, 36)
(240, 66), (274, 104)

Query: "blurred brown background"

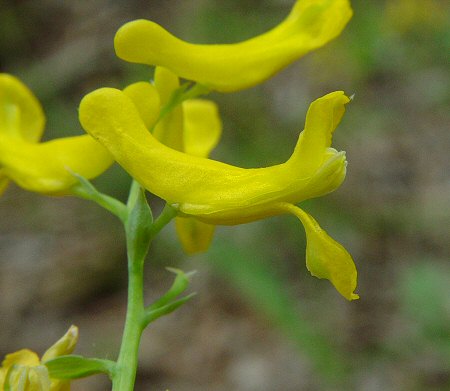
(1, 1), (449, 390)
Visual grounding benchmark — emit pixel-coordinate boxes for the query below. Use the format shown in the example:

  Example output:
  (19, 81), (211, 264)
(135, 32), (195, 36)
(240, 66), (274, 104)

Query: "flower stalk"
(111, 237), (145, 391)
(111, 182), (182, 391)
(111, 181), (151, 391)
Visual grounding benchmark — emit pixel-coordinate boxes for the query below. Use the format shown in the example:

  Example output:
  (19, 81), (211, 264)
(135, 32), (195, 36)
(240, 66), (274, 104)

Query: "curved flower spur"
(79, 86), (358, 301)
(114, 0), (353, 92)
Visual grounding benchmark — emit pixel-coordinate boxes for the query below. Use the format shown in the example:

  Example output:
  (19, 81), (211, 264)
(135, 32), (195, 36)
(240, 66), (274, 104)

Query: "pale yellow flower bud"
(0, 326), (79, 391)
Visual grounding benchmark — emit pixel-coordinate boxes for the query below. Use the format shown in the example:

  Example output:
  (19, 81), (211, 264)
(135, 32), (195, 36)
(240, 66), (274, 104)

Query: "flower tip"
(165, 266), (183, 275)
(114, 19), (156, 62)
(41, 325), (79, 363)
(349, 292), (360, 301)
(67, 325), (79, 339)
(80, 87), (118, 107)
(114, 22), (129, 58)
(319, 90), (351, 106)
(165, 267), (197, 279)
(79, 87), (126, 137)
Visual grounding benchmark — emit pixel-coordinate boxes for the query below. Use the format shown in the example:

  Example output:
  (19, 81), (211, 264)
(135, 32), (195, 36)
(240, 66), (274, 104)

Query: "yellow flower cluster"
(1, 0), (358, 300)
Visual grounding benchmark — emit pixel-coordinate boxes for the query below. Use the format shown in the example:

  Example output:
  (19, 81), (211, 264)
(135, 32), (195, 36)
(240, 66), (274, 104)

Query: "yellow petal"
(123, 75), (221, 254)
(42, 325), (78, 362)
(0, 369), (4, 390)
(2, 350), (40, 369)
(182, 99), (222, 158)
(289, 91), (349, 173)
(114, 0), (353, 92)
(4, 365), (31, 391)
(79, 88), (348, 224)
(177, 99), (221, 253)
(153, 66), (179, 106)
(278, 203), (358, 300)
(27, 366), (52, 391)
(123, 82), (160, 129)
(152, 67), (184, 150)
(175, 217), (216, 254)
(0, 74), (45, 141)
(4, 365), (51, 391)
(0, 135), (113, 195)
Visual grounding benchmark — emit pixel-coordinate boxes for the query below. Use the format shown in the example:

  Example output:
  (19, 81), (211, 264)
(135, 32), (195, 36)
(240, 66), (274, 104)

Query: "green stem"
(149, 203), (178, 241)
(153, 82), (210, 128)
(111, 239), (145, 391)
(111, 201), (176, 391)
(71, 180), (127, 222)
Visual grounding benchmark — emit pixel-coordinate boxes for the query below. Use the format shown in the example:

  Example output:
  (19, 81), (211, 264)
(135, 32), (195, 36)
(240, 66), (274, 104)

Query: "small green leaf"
(148, 203), (178, 241)
(125, 181), (153, 262)
(144, 293), (196, 326)
(45, 355), (116, 380)
(147, 268), (195, 311)
(143, 268), (196, 326)
(71, 173), (127, 221)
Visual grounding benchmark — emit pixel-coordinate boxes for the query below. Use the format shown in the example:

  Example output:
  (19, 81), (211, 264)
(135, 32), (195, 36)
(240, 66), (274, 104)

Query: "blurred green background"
(1, 1), (449, 390)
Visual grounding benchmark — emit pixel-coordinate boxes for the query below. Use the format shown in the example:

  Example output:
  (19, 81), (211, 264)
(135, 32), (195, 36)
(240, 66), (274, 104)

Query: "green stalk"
(152, 82), (210, 130)
(111, 236), (145, 391)
(111, 180), (150, 390)
(112, 188), (177, 390)
(149, 204), (178, 241)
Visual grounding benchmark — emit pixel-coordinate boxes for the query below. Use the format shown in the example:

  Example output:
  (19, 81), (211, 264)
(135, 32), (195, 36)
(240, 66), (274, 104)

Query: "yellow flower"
(0, 325), (78, 391)
(79, 87), (358, 300)
(124, 67), (221, 254)
(114, 0), (353, 92)
(0, 74), (113, 196)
